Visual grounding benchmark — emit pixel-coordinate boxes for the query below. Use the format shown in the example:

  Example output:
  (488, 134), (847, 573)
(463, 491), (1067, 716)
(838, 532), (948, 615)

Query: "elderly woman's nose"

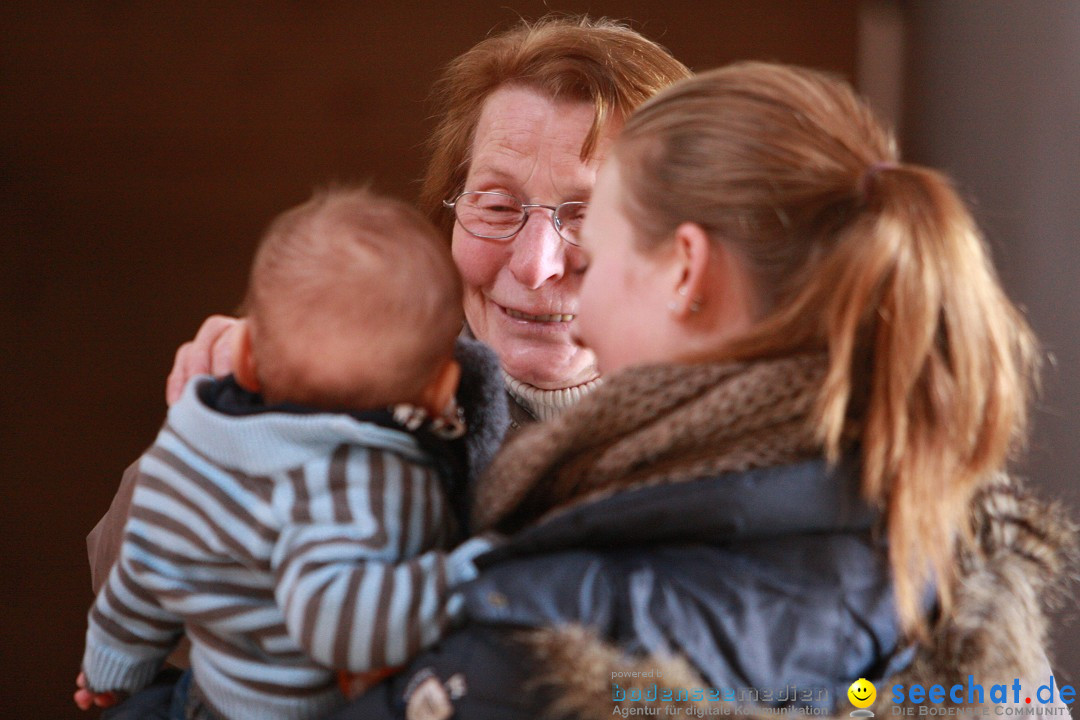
(508, 212), (568, 289)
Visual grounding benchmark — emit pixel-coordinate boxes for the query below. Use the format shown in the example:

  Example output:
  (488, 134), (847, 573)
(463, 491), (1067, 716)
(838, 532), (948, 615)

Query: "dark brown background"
(3, 2), (1077, 718)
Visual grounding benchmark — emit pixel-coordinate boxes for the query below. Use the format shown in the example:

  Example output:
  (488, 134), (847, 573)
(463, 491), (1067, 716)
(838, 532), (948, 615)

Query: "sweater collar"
(502, 372), (602, 422)
(458, 322), (600, 423)
(170, 375), (459, 477)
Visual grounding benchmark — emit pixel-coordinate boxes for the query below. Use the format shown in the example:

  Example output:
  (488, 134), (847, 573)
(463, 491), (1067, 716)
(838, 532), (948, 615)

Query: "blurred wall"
(1, 3), (857, 717)
(900, 0), (1080, 685)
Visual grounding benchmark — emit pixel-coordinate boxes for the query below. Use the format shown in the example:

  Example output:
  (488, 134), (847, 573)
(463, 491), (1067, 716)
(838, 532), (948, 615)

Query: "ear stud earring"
(668, 295), (703, 313)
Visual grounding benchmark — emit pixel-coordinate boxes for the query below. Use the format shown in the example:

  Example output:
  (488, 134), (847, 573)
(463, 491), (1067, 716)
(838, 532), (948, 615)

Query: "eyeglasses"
(443, 191), (587, 246)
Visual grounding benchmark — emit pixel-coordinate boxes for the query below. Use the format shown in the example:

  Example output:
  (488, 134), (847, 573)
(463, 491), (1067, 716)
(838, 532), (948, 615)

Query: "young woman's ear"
(668, 222), (713, 318)
(232, 322), (261, 393)
(669, 221), (759, 337)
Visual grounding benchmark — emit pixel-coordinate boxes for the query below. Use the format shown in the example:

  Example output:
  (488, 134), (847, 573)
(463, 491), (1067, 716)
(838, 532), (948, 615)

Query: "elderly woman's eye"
(556, 203), (588, 245)
(475, 195), (522, 214)
(559, 203), (587, 227)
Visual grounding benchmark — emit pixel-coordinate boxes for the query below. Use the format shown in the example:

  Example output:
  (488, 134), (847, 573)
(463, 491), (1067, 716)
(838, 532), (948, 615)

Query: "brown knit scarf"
(474, 353), (829, 533)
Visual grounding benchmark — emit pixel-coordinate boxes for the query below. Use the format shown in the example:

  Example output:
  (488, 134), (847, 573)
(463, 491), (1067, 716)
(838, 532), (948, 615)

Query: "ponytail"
(817, 165), (1038, 633)
(618, 63), (1039, 637)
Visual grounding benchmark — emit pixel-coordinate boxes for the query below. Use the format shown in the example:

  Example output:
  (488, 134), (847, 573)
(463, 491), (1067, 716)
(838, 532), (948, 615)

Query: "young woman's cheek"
(574, 265), (610, 370)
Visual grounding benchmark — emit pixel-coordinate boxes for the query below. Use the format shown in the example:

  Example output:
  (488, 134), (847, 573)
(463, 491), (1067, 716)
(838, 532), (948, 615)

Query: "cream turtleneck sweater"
(502, 371), (602, 422)
(460, 325), (601, 422)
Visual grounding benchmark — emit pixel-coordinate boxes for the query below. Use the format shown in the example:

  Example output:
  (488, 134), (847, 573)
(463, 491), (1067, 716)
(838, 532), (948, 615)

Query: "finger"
(192, 315), (239, 356)
(94, 692), (119, 708)
(165, 342), (198, 406)
(76, 671), (86, 688)
(74, 689), (93, 711)
(182, 334), (213, 380)
(165, 315), (239, 404)
(209, 320), (242, 377)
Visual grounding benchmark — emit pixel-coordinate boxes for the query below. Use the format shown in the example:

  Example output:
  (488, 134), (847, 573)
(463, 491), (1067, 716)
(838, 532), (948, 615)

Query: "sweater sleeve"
(272, 445), (493, 672)
(81, 476), (186, 693)
(87, 458), (141, 593)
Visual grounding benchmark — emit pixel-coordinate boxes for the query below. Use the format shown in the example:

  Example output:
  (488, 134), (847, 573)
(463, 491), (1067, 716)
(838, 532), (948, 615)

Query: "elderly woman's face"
(452, 85), (611, 389)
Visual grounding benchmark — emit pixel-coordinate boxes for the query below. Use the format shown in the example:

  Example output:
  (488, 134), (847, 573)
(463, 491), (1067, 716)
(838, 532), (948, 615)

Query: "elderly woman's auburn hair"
(419, 15), (691, 238)
(615, 62), (1039, 638)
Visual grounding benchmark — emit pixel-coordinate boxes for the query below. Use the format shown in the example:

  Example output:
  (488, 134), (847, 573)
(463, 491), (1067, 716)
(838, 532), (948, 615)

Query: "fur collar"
(453, 336), (510, 482)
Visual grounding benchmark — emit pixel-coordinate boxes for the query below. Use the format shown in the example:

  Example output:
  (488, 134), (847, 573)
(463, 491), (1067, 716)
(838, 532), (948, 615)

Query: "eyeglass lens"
(453, 192), (585, 244)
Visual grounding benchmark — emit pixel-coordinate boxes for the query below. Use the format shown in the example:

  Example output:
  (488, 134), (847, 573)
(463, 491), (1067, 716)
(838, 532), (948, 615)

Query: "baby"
(76, 187), (493, 719)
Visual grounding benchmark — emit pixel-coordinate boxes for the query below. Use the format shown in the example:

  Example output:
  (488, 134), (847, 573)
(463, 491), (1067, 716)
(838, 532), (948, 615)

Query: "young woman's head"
(577, 62), (1038, 635)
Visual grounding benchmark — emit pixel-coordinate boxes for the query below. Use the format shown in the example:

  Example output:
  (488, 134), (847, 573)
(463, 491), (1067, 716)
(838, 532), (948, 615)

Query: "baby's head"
(234, 186), (464, 415)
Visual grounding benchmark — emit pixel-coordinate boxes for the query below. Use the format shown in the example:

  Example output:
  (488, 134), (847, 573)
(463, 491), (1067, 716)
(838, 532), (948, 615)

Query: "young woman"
(334, 62), (1073, 719)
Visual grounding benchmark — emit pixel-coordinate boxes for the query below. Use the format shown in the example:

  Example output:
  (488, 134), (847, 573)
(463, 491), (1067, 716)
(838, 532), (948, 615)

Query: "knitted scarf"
(474, 353), (829, 533)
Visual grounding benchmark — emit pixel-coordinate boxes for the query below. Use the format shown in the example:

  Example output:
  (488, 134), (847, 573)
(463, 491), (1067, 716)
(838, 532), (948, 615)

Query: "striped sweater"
(81, 376), (491, 720)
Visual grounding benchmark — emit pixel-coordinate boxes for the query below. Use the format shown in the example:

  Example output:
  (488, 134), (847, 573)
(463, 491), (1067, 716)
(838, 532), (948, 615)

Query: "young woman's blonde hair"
(419, 15), (691, 239)
(615, 62), (1039, 637)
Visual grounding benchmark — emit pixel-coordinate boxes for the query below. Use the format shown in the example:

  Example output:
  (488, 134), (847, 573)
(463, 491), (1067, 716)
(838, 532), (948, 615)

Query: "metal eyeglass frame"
(443, 191), (586, 246)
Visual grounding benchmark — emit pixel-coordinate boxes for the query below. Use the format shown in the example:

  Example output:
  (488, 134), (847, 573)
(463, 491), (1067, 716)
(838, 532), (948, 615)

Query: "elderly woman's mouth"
(503, 307), (576, 323)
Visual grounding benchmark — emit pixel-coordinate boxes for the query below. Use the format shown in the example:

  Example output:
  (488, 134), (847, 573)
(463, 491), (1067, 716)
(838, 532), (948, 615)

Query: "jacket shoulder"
(901, 475), (1077, 686)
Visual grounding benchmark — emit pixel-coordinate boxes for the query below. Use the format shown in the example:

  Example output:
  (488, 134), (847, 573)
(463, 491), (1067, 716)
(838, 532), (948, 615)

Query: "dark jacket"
(331, 457), (912, 719)
(329, 356), (1075, 720)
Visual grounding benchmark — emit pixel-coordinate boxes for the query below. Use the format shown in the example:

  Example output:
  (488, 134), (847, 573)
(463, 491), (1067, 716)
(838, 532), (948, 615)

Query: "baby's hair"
(244, 185), (463, 410)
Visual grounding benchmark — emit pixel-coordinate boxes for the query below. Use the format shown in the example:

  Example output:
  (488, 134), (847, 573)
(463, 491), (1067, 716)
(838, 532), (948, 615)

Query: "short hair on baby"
(244, 185), (464, 410)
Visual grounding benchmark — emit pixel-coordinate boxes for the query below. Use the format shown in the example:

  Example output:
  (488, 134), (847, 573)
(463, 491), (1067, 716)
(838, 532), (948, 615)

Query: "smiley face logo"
(848, 678), (877, 709)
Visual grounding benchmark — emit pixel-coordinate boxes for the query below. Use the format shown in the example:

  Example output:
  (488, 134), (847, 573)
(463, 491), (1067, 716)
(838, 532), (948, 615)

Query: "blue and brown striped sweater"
(81, 376), (491, 720)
